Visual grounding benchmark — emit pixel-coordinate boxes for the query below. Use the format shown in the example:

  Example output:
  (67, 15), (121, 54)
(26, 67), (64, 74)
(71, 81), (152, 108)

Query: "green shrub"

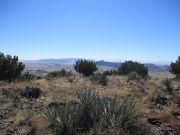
(170, 56), (180, 75)
(90, 73), (108, 86)
(0, 52), (25, 82)
(74, 60), (98, 76)
(118, 61), (148, 77)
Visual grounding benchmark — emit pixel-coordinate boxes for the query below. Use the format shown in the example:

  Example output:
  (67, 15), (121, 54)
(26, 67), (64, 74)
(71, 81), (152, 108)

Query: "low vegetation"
(18, 72), (36, 81)
(103, 69), (118, 76)
(47, 68), (73, 79)
(127, 72), (141, 81)
(118, 61), (148, 77)
(45, 90), (142, 135)
(162, 78), (173, 94)
(90, 73), (108, 86)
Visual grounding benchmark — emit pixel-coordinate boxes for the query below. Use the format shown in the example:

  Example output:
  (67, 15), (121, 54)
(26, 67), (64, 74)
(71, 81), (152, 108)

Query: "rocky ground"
(0, 76), (179, 135)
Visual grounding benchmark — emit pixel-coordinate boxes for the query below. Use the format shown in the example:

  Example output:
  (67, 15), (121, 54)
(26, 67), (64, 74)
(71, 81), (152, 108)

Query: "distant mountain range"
(96, 60), (170, 72)
(22, 58), (170, 73)
(22, 58), (79, 65)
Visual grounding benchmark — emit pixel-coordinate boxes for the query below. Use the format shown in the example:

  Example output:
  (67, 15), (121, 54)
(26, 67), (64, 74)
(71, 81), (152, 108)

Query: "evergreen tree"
(74, 60), (98, 76)
(118, 61), (148, 77)
(0, 52), (25, 82)
(170, 56), (180, 75)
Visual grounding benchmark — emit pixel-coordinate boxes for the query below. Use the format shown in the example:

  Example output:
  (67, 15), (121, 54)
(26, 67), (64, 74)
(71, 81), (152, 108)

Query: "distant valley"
(22, 58), (170, 75)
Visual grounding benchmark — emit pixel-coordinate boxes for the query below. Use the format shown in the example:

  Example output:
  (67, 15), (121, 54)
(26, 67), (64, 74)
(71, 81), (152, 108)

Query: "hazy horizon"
(1, 0), (180, 62)
(21, 57), (172, 65)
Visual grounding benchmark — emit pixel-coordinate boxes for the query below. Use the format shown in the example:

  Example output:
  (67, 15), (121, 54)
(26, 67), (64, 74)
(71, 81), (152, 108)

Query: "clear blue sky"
(0, 0), (180, 63)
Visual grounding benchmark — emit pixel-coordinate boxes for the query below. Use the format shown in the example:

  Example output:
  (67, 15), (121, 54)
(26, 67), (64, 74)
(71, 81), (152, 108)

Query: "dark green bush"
(118, 61), (148, 77)
(170, 56), (180, 77)
(20, 87), (41, 99)
(0, 52), (25, 82)
(74, 60), (98, 76)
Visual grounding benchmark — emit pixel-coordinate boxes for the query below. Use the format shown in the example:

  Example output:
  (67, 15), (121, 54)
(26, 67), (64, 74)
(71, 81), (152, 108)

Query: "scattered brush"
(103, 69), (119, 76)
(162, 78), (173, 94)
(46, 69), (73, 79)
(18, 72), (36, 81)
(90, 73), (108, 86)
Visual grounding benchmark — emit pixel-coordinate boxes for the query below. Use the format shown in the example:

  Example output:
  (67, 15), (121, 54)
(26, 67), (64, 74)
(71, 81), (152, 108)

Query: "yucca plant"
(44, 89), (142, 135)
(100, 96), (141, 131)
(44, 105), (76, 135)
(116, 99), (141, 130)
(76, 89), (100, 130)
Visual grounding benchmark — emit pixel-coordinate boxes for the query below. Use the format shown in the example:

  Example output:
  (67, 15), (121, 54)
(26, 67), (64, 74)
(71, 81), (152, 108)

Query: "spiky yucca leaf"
(76, 90), (100, 129)
(44, 105), (76, 135)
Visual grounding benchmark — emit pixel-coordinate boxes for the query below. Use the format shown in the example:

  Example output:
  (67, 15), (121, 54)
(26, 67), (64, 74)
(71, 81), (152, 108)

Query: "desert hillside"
(0, 74), (179, 135)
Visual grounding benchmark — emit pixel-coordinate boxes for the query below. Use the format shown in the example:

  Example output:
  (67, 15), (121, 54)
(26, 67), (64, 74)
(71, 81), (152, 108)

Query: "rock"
(30, 115), (50, 129)
(147, 111), (169, 126)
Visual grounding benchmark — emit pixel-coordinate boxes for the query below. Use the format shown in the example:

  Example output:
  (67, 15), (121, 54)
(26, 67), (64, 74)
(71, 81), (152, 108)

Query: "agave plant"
(44, 105), (76, 135)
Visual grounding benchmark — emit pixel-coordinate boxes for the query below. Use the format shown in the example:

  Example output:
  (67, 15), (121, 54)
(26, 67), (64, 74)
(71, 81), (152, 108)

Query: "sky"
(0, 0), (180, 63)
